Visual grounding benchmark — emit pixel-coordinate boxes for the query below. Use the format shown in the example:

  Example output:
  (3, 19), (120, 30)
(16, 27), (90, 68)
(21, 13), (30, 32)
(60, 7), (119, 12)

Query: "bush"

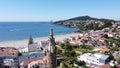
(56, 47), (62, 54)
(75, 61), (85, 66)
(117, 56), (120, 64)
(61, 43), (65, 49)
(62, 62), (67, 68)
(65, 43), (73, 51)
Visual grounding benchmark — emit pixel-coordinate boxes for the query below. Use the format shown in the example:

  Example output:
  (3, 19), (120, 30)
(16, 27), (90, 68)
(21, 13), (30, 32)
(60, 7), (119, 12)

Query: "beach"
(0, 33), (79, 49)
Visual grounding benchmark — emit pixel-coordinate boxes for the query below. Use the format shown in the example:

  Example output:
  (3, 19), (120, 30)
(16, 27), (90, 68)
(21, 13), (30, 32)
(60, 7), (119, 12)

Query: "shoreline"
(0, 33), (79, 49)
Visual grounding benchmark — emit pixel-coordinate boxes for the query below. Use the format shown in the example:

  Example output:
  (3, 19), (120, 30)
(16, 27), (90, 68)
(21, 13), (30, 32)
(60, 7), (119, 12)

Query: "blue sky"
(0, 0), (120, 21)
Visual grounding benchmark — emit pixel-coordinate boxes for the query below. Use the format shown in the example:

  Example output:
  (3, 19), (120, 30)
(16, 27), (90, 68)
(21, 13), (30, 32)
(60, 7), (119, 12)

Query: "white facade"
(19, 47), (28, 53)
(39, 41), (49, 51)
(0, 57), (19, 68)
(4, 59), (14, 66)
(77, 53), (110, 66)
(107, 33), (116, 38)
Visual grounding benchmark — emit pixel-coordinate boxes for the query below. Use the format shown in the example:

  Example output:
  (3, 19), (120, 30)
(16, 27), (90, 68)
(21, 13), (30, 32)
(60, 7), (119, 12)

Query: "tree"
(61, 43), (65, 49)
(77, 61), (85, 66)
(93, 23), (99, 30)
(64, 43), (73, 51)
(56, 47), (62, 54)
(28, 35), (34, 44)
(62, 62), (67, 68)
(117, 56), (120, 64)
(103, 20), (113, 28)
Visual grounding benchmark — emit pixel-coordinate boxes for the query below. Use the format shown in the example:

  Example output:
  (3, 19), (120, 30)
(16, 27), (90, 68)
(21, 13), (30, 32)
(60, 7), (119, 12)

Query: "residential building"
(0, 47), (19, 68)
(27, 56), (48, 68)
(77, 53), (110, 67)
(19, 51), (45, 68)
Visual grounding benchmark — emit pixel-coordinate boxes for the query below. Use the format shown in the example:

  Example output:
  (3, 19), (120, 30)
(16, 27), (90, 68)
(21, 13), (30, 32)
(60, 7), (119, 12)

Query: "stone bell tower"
(47, 28), (56, 68)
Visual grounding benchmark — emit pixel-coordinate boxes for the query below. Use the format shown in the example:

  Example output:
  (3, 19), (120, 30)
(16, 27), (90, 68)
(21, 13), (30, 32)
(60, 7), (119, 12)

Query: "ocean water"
(0, 22), (76, 41)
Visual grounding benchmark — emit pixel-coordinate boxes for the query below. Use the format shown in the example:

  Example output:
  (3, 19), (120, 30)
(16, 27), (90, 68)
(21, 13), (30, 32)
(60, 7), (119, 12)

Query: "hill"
(54, 16), (116, 31)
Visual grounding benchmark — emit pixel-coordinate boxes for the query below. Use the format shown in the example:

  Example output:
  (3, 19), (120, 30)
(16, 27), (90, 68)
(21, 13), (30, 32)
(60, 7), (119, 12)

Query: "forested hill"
(54, 16), (116, 31)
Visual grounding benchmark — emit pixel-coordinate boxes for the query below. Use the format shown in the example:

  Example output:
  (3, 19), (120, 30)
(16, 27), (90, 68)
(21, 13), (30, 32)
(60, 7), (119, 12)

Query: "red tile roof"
(98, 64), (111, 68)
(23, 56), (47, 66)
(94, 46), (110, 52)
(96, 37), (108, 40)
(71, 40), (82, 45)
(0, 47), (19, 57)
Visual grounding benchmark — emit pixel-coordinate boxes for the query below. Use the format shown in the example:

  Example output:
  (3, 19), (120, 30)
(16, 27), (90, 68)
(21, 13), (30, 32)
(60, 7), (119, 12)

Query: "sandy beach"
(0, 33), (79, 49)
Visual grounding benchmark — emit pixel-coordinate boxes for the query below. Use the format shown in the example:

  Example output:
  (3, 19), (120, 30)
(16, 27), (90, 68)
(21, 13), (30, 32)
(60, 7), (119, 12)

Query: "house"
(27, 56), (48, 68)
(96, 37), (108, 42)
(106, 32), (117, 38)
(70, 40), (83, 45)
(90, 30), (103, 37)
(69, 36), (76, 41)
(0, 47), (19, 68)
(93, 46), (110, 53)
(19, 51), (45, 68)
(112, 51), (120, 61)
(77, 53), (110, 67)
(117, 26), (120, 29)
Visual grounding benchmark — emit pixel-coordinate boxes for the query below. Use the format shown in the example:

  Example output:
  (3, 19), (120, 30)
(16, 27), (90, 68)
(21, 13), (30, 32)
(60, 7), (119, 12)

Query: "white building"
(19, 51), (45, 68)
(0, 47), (19, 68)
(19, 47), (28, 53)
(19, 42), (46, 68)
(39, 41), (49, 51)
(77, 53), (110, 67)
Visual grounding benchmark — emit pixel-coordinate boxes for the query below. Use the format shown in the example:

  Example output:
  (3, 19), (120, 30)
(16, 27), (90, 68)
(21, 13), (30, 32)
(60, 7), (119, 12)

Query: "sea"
(0, 22), (76, 41)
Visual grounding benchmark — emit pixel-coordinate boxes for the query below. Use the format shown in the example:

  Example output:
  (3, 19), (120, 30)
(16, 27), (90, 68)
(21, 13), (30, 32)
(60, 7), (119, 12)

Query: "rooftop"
(0, 47), (19, 57)
(98, 64), (111, 68)
(20, 50), (44, 56)
(94, 53), (109, 60)
(23, 56), (47, 66)
(94, 46), (110, 52)
(80, 53), (109, 60)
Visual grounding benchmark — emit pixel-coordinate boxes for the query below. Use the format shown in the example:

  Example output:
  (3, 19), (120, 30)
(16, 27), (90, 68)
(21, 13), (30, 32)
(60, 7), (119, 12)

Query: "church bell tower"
(47, 28), (56, 68)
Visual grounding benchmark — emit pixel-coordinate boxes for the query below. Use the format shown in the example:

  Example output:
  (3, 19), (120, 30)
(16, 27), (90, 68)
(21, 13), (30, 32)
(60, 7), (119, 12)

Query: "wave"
(9, 29), (23, 32)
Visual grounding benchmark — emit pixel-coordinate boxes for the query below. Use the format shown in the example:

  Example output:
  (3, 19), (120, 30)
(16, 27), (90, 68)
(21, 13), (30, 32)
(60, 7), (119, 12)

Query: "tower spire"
(47, 28), (56, 68)
(50, 28), (53, 38)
